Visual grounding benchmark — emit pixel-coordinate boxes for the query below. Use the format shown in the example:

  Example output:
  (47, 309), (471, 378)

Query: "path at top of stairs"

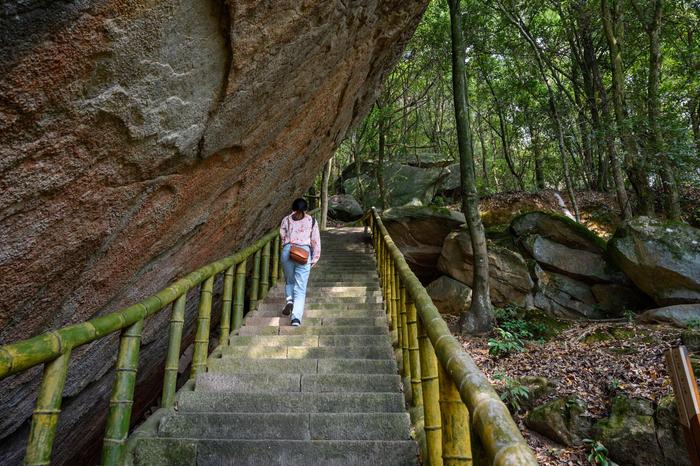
(127, 228), (419, 465)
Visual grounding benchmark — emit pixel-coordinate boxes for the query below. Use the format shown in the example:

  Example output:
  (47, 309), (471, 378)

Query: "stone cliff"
(0, 1), (427, 463)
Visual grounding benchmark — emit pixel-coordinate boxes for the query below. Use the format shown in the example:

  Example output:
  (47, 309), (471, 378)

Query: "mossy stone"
(593, 395), (662, 466)
(525, 397), (591, 446)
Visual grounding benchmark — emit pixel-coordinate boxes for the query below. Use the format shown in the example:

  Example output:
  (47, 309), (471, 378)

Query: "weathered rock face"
(328, 194), (363, 222)
(0, 1), (427, 463)
(382, 206), (465, 281)
(521, 235), (627, 284)
(344, 162), (449, 207)
(609, 217), (700, 305)
(438, 229), (534, 307)
(425, 275), (472, 317)
(513, 212), (645, 318)
(525, 397), (592, 446)
(637, 303), (700, 328)
(511, 211), (606, 253)
(593, 396), (663, 466)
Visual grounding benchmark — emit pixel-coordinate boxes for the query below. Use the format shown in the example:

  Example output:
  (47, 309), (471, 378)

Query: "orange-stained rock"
(0, 0), (427, 463)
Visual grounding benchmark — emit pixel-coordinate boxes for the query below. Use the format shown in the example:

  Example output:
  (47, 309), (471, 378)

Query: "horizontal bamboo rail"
(369, 208), (537, 466)
(0, 208), (319, 465)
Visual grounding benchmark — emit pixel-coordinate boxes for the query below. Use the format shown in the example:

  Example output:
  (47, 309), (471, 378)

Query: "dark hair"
(292, 198), (308, 212)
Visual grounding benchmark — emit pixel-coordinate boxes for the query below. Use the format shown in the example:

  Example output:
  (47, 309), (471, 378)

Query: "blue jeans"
(281, 244), (311, 323)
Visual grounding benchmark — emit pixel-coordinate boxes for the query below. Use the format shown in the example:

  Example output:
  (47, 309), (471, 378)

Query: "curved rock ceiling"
(0, 0), (427, 463)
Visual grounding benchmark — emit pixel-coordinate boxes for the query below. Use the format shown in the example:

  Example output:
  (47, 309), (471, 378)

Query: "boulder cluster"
(382, 207), (700, 323)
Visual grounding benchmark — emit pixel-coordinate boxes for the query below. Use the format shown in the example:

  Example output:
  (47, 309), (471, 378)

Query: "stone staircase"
(127, 228), (419, 465)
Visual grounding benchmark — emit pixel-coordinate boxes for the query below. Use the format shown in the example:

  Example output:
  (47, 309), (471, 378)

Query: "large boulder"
(521, 234), (627, 284)
(593, 396), (662, 466)
(344, 162), (449, 207)
(525, 397), (593, 446)
(0, 1), (428, 463)
(328, 194), (363, 222)
(656, 395), (692, 466)
(636, 303), (700, 328)
(438, 229), (534, 307)
(426, 276), (472, 316)
(609, 217), (700, 305)
(511, 211), (607, 253)
(532, 265), (603, 319)
(512, 211), (645, 317)
(382, 206), (465, 281)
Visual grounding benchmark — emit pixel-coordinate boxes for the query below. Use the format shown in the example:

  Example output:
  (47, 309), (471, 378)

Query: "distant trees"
(331, 0), (699, 221)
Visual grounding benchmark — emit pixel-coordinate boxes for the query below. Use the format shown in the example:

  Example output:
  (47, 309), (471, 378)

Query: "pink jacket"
(280, 213), (321, 265)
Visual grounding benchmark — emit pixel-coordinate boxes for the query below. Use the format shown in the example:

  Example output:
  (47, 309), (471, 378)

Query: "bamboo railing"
(368, 208), (538, 466)
(0, 210), (319, 465)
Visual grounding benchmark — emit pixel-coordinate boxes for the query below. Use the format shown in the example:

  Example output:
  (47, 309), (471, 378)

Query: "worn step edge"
(128, 438), (419, 466)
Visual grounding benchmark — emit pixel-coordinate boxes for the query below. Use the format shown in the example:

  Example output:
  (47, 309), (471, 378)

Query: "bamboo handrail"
(0, 208), (320, 465)
(368, 208), (537, 466)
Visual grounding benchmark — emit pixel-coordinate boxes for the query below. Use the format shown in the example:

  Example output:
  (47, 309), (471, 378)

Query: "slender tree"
(448, 0), (493, 334)
(320, 158), (331, 231)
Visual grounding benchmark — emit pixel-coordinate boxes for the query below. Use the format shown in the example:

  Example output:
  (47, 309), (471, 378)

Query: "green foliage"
(584, 439), (611, 466)
(687, 319), (700, 330)
(623, 310), (636, 323)
(494, 304), (553, 342)
(493, 373), (530, 412)
(488, 328), (525, 358)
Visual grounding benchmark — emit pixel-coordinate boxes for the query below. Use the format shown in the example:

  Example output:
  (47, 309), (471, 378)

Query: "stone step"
(219, 345), (394, 360)
(207, 358), (397, 375)
(251, 309), (385, 319)
(240, 316), (387, 327)
(238, 325), (387, 336)
(228, 335), (390, 347)
(176, 391), (406, 413)
(257, 303), (383, 312)
(157, 412), (411, 441)
(195, 373), (402, 393)
(267, 286), (381, 297)
(130, 438), (418, 466)
(264, 296), (382, 304)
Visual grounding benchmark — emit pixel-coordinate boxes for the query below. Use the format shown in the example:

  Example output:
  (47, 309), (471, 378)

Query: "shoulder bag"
(289, 216), (315, 265)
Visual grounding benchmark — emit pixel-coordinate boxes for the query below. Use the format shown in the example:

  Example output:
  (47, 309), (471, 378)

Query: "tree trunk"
(377, 103), (387, 210)
(691, 95), (700, 160)
(528, 120), (546, 190)
(320, 158), (331, 231)
(477, 121), (489, 191)
(601, 0), (655, 215)
(448, 0), (493, 335)
(587, 26), (632, 220)
(646, 0), (681, 219)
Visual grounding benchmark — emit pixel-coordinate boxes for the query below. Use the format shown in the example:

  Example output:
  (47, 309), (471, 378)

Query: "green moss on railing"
(370, 208), (537, 466)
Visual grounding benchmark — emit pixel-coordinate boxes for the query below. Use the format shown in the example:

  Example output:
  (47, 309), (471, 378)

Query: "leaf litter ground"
(447, 316), (683, 465)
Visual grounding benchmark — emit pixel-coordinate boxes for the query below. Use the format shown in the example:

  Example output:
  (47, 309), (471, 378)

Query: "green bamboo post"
(259, 241), (271, 300)
(407, 297), (423, 410)
(418, 318), (443, 466)
(386, 255), (394, 330)
(271, 236), (280, 288)
(25, 349), (71, 466)
(250, 250), (261, 310)
(190, 276), (214, 378)
(278, 239), (285, 282)
(390, 260), (399, 343)
(399, 283), (410, 383)
(438, 361), (472, 466)
(102, 319), (144, 465)
(220, 266), (234, 345)
(232, 259), (247, 332)
(162, 294), (186, 408)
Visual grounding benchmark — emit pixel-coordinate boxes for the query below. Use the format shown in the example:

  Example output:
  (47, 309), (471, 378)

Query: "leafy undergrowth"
(446, 313), (682, 465)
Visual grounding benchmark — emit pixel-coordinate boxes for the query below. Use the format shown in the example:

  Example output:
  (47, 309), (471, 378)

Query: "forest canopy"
(332, 0), (700, 222)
